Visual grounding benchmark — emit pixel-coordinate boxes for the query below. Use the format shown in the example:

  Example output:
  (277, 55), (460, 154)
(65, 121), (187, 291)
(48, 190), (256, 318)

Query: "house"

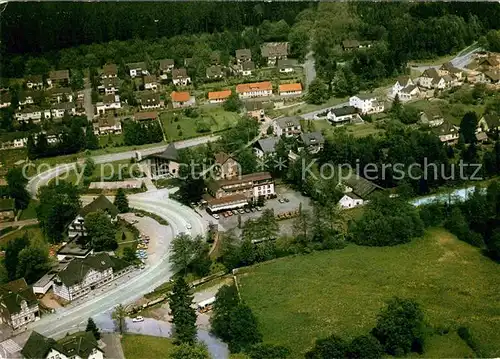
(279, 83), (302, 97)
(0, 134), (28, 150)
(476, 131), (488, 143)
(171, 91), (195, 108)
(277, 59), (294, 73)
(419, 68), (448, 89)
(134, 111), (158, 122)
(327, 106), (361, 124)
(479, 55), (500, 70)
(204, 172), (275, 212)
(15, 107), (50, 122)
(53, 253), (132, 302)
(431, 121), (460, 143)
(236, 81), (272, 99)
(342, 174), (383, 203)
(398, 84), (421, 102)
(144, 75), (158, 91)
(206, 65), (223, 80)
(0, 278), (39, 329)
(22, 331), (104, 359)
(68, 195), (119, 239)
(127, 62), (148, 78)
(241, 61), (255, 76)
(339, 192), (364, 209)
(477, 114), (500, 133)
(172, 68), (191, 86)
(102, 63), (118, 79)
(26, 75), (44, 90)
(56, 238), (93, 261)
(419, 110), (444, 127)
(159, 59), (175, 74)
(208, 89), (232, 104)
(102, 77), (119, 95)
(50, 102), (76, 118)
(48, 70), (70, 87)
(141, 143), (180, 178)
(0, 91), (11, 108)
(33, 273), (56, 295)
(261, 42), (289, 66)
(93, 115), (122, 136)
(342, 39), (361, 51)
(96, 94), (121, 114)
(140, 92), (162, 110)
(245, 101), (273, 122)
(299, 132), (325, 154)
(210, 51), (221, 66)
(46, 87), (74, 103)
(235, 48), (252, 64)
(254, 137), (279, 158)
(464, 70), (486, 84)
(349, 94), (385, 114)
(273, 116), (301, 137)
(18, 91), (36, 107)
(484, 70), (500, 84)
(391, 76), (414, 98)
(439, 62), (463, 80)
(0, 198), (15, 221)
(214, 152), (240, 179)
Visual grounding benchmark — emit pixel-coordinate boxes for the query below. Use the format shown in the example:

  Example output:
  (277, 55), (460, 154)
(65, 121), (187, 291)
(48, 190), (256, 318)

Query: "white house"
(0, 279), (39, 330)
(339, 192), (364, 209)
(103, 77), (119, 95)
(279, 83), (302, 96)
(236, 81), (273, 99)
(96, 94), (121, 115)
(391, 76), (414, 98)
(15, 108), (50, 122)
(127, 62), (148, 78)
(241, 61), (255, 76)
(277, 59), (294, 73)
(327, 106), (361, 124)
(50, 102), (76, 118)
(144, 75), (158, 91)
(273, 116), (301, 137)
(432, 121), (460, 143)
(25, 75), (44, 90)
(398, 84), (421, 102)
(172, 68), (191, 86)
(93, 115), (122, 136)
(253, 137), (279, 158)
(0, 136), (28, 150)
(349, 94), (385, 114)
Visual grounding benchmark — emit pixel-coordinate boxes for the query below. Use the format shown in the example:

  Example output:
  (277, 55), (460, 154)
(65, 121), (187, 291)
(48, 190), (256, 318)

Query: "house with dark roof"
(241, 61), (255, 76)
(159, 59), (175, 74)
(68, 195), (119, 239)
(0, 198), (15, 221)
(142, 143), (181, 178)
(299, 132), (325, 154)
(261, 42), (289, 66)
(101, 63), (118, 79)
(25, 75), (44, 90)
(0, 278), (39, 329)
(206, 65), (223, 80)
(327, 106), (361, 124)
(477, 114), (500, 133)
(172, 68), (191, 86)
(431, 121), (460, 143)
(339, 174), (383, 209)
(342, 39), (361, 51)
(127, 62), (148, 78)
(273, 116), (301, 137)
(277, 59), (294, 73)
(214, 152), (240, 179)
(235, 48), (252, 64)
(48, 70), (70, 88)
(398, 84), (420, 102)
(253, 137), (279, 158)
(53, 252), (133, 301)
(144, 75), (158, 91)
(22, 330), (104, 359)
(140, 92), (162, 110)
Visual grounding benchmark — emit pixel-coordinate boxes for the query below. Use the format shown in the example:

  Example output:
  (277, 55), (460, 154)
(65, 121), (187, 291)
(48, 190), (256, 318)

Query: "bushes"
(457, 327), (483, 357)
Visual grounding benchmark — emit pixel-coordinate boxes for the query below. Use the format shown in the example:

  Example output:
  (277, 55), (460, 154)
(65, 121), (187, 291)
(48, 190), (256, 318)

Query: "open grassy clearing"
(0, 225), (44, 248)
(18, 200), (39, 220)
(301, 119), (384, 139)
(115, 225), (138, 257)
(407, 98), (485, 126)
(98, 133), (124, 147)
(121, 334), (175, 359)
(237, 228), (500, 358)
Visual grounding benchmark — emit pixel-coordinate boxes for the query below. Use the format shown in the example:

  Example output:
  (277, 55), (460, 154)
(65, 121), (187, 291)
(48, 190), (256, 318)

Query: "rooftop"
(279, 83), (302, 92)
(208, 90), (232, 100)
(80, 194), (119, 217)
(49, 70), (70, 81)
(172, 68), (188, 79)
(236, 81), (272, 93)
(171, 91), (191, 102)
(342, 39), (360, 48)
(149, 143), (179, 162)
(134, 111), (158, 121)
(236, 48), (252, 60)
(255, 137), (279, 154)
(261, 42), (289, 57)
(102, 63), (118, 76)
(300, 131), (325, 147)
(275, 116), (301, 129)
(330, 106), (358, 117)
(242, 61), (255, 71)
(127, 61), (146, 69)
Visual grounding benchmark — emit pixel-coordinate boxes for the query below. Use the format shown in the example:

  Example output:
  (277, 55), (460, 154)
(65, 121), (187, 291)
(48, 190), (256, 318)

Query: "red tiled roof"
(134, 111), (158, 121)
(171, 91), (190, 102)
(208, 90), (232, 100)
(236, 81), (272, 94)
(279, 83), (302, 92)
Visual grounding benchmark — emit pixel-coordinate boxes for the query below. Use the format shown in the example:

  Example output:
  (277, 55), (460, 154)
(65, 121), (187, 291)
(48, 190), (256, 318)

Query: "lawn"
(237, 228), (500, 358)
(99, 133), (124, 147)
(161, 107), (239, 141)
(0, 225), (44, 248)
(407, 98), (485, 126)
(301, 119), (384, 139)
(121, 334), (175, 359)
(115, 225), (138, 257)
(18, 200), (39, 220)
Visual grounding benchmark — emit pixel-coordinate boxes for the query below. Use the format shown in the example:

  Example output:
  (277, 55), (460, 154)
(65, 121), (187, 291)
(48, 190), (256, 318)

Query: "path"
(304, 51), (316, 88)
(0, 219), (38, 230)
(101, 333), (125, 359)
(83, 78), (94, 122)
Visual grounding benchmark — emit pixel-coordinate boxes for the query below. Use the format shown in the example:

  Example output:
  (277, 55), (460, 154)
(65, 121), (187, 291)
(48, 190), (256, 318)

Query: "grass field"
(115, 225), (137, 257)
(302, 119), (384, 139)
(0, 225), (44, 248)
(99, 133), (124, 147)
(407, 99), (485, 126)
(237, 228), (500, 358)
(161, 107), (239, 141)
(18, 200), (39, 220)
(121, 334), (175, 359)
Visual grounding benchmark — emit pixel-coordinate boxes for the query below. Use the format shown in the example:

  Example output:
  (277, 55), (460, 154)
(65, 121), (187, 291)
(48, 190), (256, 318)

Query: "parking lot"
(216, 186), (312, 234)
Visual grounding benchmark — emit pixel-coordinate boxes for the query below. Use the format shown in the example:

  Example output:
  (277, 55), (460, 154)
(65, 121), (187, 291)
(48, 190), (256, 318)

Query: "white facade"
(41, 342), (104, 359)
(253, 182), (275, 198)
(398, 86), (420, 102)
(338, 194), (364, 209)
(141, 102), (161, 110)
(279, 67), (293, 73)
(0, 137), (28, 150)
(349, 96), (384, 114)
(145, 82), (158, 91)
(172, 76), (191, 86)
(238, 89), (272, 99)
(96, 95), (121, 114)
(15, 109), (50, 122)
(130, 67), (149, 78)
(273, 121), (301, 137)
(242, 69), (253, 76)
(280, 89), (302, 96)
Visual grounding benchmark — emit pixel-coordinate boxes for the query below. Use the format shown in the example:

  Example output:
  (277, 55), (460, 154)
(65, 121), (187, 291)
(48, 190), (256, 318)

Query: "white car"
(185, 223), (192, 229)
(132, 316), (144, 322)
(212, 214), (220, 220)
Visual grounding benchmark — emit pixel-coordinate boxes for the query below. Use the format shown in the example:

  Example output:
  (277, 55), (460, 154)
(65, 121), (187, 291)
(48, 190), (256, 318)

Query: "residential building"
(340, 174), (383, 207)
(93, 115), (122, 136)
(236, 81), (273, 99)
(261, 42), (289, 66)
(210, 51), (221, 66)
(479, 55), (500, 71)
(349, 94), (385, 114)
(342, 39), (361, 51)
(299, 132), (325, 154)
(22, 331), (104, 359)
(0, 279), (39, 329)
(245, 100), (273, 122)
(144, 75), (158, 91)
(208, 89), (232, 104)
(141, 143), (180, 178)
(484, 70), (500, 84)
(235, 48), (252, 64)
(214, 152), (240, 179)
(140, 92), (162, 110)
(206, 65), (223, 80)
(134, 111), (158, 122)
(96, 94), (121, 114)
(419, 110), (444, 127)
(339, 192), (364, 209)
(48, 70), (70, 87)
(277, 59), (294, 73)
(439, 62), (463, 80)
(0, 136), (28, 151)
(279, 83), (302, 96)
(68, 195), (119, 238)
(50, 102), (76, 118)
(33, 273), (56, 296)
(205, 172), (275, 212)
(15, 107), (50, 122)
(398, 84), (421, 102)
(26, 75), (44, 90)
(171, 91), (195, 108)
(465, 70), (486, 84)
(53, 253), (133, 302)
(327, 106), (361, 124)
(476, 131), (488, 143)
(0, 91), (11, 108)
(241, 61), (255, 76)
(46, 87), (74, 103)
(0, 198), (15, 221)
(419, 68), (450, 89)
(172, 68), (191, 86)
(159, 59), (175, 74)
(127, 62), (148, 78)
(477, 114), (500, 133)
(102, 63), (118, 79)
(391, 76), (414, 98)
(102, 77), (119, 95)
(253, 137), (279, 158)
(273, 116), (301, 137)
(18, 91), (36, 107)
(432, 121), (460, 143)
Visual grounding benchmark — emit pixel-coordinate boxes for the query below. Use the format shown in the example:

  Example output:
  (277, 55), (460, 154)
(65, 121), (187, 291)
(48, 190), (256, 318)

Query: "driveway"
(83, 78), (94, 122)
(303, 51), (316, 88)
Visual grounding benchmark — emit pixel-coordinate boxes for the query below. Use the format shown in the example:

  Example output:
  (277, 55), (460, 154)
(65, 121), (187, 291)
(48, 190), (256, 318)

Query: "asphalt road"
(304, 51), (317, 88)
(83, 78), (94, 122)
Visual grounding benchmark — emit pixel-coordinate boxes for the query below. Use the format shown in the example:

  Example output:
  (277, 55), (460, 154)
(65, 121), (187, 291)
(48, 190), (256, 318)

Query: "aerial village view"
(0, 2), (499, 359)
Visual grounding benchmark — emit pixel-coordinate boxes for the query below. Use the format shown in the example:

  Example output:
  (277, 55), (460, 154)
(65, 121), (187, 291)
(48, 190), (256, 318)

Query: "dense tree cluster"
(168, 276), (197, 345)
(84, 210), (118, 251)
(122, 120), (163, 146)
(6, 167), (30, 211)
(170, 233), (211, 277)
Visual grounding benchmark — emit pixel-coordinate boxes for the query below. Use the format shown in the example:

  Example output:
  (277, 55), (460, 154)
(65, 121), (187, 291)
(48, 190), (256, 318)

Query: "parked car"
(232, 210), (238, 215)
(278, 199), (285, 203)
(238, 208), (245, 214)
(284, 198), (290, 203)
(256, 206), (262, 211)
(250, 207), (256, 212)
(244, 208), (251, 213)
(132, 316), (144, 322)
(212, 213), (220, 219)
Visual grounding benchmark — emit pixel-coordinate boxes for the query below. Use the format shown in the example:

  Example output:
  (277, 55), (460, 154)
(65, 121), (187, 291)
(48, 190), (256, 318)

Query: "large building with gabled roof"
(68, 195), (119, 239)
(0, 278), (40, 329)
(141, 143), (181, 178)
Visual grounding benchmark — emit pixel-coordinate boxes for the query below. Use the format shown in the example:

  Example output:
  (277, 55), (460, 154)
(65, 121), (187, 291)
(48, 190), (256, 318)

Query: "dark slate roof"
(150, 143), (179, 161)
(330, 106), (358, 117)
(57, 253), (117, 287)
(431, 121), (458, 136)
(396, 76), (411, 87)
(261, 42), (288, 57)
(242, 61), (255, 71)
(127, 62), (146, 69)
(342, 39), (360, 48)
(80, 195), (119, 217)
(255, 137), (279, 154)
(401, 84), (419, 94)
(206, 65), (222, 78)
(0, 278), (38, 315)
(277, 59), (294, 69)
(300, 131), (325, 147)
(21, 331), (56, 359)
(236, 48), (251, 60)
(172, 68), (188, 79)
(422, 68), (440, 81)
(159, 59), (175, 70)
(344, 174), (383, 199)
(275, 116), (301, 129)
(56, 331), (101, 358)
(482, 114), (500, 128)
(140, 92), (160, 104)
